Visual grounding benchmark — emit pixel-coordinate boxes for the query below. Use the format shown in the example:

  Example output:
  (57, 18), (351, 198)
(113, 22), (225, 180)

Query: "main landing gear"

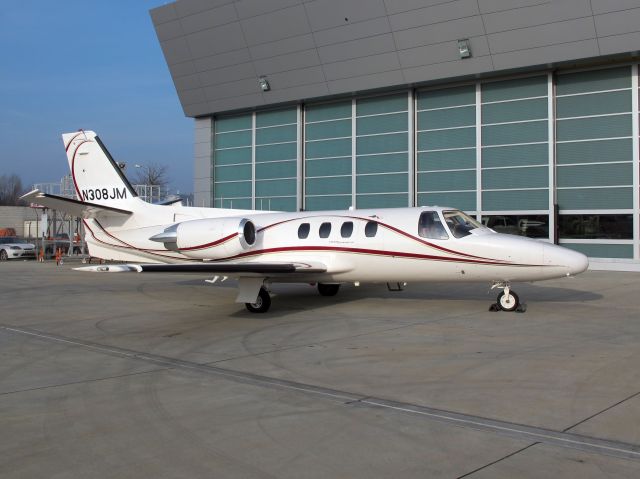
(245, 287), (271, 313)
(490, 282), (526, 313)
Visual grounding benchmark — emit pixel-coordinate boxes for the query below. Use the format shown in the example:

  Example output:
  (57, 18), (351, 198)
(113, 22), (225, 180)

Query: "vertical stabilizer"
(63, 130), (142, 210)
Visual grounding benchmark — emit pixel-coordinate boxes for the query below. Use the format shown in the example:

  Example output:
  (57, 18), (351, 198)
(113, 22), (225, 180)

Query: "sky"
(0, 0), (194, 195)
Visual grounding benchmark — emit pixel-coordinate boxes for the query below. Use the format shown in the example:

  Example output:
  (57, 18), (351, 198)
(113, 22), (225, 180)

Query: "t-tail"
(63, 130), (148, 212)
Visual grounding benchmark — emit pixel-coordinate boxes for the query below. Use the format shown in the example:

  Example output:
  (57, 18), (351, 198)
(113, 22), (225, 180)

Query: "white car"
(0, 237), (37, 260)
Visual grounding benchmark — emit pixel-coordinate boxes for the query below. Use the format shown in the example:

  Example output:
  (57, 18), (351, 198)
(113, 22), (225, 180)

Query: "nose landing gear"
(490, 282), (526, 312)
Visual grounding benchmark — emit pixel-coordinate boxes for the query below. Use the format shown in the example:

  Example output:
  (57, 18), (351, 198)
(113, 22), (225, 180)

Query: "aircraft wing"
(21, 190), (132, 217)
(75, 261), (327, 274)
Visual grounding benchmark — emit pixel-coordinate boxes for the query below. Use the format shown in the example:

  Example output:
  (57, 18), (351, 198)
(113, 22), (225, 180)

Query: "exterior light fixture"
(258, 76), (270, 91)
(457, 39), (471, 59)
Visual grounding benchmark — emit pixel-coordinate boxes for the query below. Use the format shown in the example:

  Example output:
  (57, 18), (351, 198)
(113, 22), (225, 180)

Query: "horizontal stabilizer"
(75, 261), (327, 274)
(21, 190), (132, 217)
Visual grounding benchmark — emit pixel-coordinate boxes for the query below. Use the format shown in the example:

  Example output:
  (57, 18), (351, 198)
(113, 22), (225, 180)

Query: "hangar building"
(150, 0), (640, 269)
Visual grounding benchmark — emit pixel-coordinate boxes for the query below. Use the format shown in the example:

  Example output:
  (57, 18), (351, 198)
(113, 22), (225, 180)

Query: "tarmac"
(1, 259), (640, 478)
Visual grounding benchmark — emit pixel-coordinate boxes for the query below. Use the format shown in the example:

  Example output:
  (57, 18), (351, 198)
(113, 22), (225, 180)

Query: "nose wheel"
(490, 282), (525, 312)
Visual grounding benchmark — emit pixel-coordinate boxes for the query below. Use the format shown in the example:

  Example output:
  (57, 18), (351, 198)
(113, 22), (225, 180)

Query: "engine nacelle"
(152, 217), (257, 260)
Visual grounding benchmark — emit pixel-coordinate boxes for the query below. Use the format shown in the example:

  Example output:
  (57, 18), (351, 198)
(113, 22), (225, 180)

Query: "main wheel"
(497, 290), (520, 312)
(318, 283), (340, 297)
(0, 249), (7, 261)
(245, 287), (271, 313)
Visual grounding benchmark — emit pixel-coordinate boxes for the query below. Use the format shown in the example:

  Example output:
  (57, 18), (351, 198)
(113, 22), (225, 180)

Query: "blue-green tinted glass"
(356, 193), (408, 208)
(482, 189), (549, 210)
(560, 243), (633, 259)
(417, 192), (476, 211)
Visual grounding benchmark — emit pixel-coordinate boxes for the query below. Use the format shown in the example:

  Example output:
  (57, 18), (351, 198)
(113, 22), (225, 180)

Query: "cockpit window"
(443, 210), (483, 238)
(418, 211), (449, 240)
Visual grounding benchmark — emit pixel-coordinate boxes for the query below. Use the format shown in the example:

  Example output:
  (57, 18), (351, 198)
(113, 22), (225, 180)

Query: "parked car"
(0, 237), (36, 260)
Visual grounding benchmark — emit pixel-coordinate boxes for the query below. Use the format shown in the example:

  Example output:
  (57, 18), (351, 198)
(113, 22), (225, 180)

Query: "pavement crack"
(563, 390), (640, 433)
(455, 443), (539, 479)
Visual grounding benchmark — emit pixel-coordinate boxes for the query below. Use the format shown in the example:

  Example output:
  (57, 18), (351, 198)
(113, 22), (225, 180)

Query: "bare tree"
(132, 163), (169, 189)
(0, 174), (26, 206)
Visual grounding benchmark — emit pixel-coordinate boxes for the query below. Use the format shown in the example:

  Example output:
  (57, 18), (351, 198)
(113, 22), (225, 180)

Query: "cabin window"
(365, 221), (378, 238)
(341, 221), (353, 238)
(298, 223), (310, 239)
(319, 222), (331, 238)
(418, 211), (449, 240)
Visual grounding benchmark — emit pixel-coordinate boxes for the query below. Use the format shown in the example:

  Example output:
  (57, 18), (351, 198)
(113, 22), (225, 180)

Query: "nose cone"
(544, 243), (589, 276)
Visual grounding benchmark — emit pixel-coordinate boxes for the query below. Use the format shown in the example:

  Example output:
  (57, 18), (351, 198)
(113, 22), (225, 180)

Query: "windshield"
(0, 237), (27, 244)
(443, 210), (484, 238)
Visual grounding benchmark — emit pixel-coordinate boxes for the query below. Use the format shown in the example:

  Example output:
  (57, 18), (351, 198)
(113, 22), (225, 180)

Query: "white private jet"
(22, 131), (588, 313)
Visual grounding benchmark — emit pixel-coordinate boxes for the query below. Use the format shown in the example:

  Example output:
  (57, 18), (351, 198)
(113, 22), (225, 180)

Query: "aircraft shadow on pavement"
(174, 278), (602, 317)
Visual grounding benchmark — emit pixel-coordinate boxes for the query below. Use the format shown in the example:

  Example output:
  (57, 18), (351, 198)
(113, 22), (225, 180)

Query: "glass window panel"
(214, 164), (252, 182)
(255, 179), (296, 196)
(216, 198), (252, 209)
(356, 94), (407, 116)
(418, 191), (476, 211)
(305, 120), (351, 141)
(357, 153), (407, 174)
(356, 133), (407, 155)
(556, 90), (632, 118)
(482, 98), (547, 124)
(214, 181), (252, 198)
(418, 127), (475, 150)
(482, 189), (549, 210)
(556, 163), (632, 188)
(305, 195), (352, 211)
(215, 115), (252, 132)
(417, 85), (475, 110)
(417, 150), (476, 171)
(306, 138), (351, 158)
(215, 130), (252, 149)
(356, 173), (408, 194)
(557, 187), (632, 209)
(255, 160), (297, 180)
(356, 193), (408, 208)
(556, 67), (631, 96)
(556, 115), (631, 141)
(214, 147), (252, 165)
(305, 101), (351, 122)
(255, 143), (297, 162)
(559, 214), (632, 239)
(482, 144), (547, 168)
(256, 124), (296, 144)
(418, 170), (476, 192)
(256, 108), (297, 127)
(556, 138), (632, 165)
(257, 197), (296, 212)
(357, 112), (407, 135)
(561, 243), (633, 259)
(306, 158), (352, 177)
(482, 76), (547, 103)
(482, 120), (547, 146)
(306, 176), (352, 195)
(418, 106), (475, 130)
(482, 166), (548, 189)
(482, 215), (548, 238)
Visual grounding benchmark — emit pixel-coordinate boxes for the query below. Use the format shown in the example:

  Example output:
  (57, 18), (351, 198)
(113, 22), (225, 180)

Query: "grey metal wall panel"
(487, 17), (596, 54)
(591, 0), (640, 15)
(317, 34), (396, 64)
(482, 0), (592, 34)
(150, 4), (178, 24)
(595, 8), (640, 36)
(393, 16), (485, 50)
(193, 117), (212, 208)
(240, 5), (310, 46)
(152, 0), (640, 118)
(179, 3), (238, 34)
(154, 20), (184, 42)
(198, 62), (255, 88)
(304, 0), (387, 31)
